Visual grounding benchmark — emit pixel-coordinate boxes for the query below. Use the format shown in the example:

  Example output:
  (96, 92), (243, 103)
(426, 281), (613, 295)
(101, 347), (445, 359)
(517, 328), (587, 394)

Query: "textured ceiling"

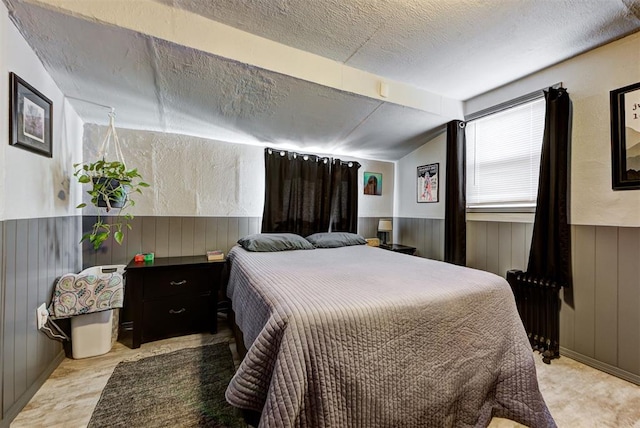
(5, 0), (640, 160)
(158, 0), (640, 99)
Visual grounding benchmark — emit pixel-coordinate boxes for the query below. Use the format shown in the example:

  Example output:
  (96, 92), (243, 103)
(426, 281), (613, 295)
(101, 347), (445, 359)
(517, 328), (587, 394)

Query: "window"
(466, 97), (545, 210)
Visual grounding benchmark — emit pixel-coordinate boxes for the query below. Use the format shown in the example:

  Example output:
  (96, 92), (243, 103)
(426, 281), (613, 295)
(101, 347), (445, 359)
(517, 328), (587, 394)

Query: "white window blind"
(466, 97), (545, 209)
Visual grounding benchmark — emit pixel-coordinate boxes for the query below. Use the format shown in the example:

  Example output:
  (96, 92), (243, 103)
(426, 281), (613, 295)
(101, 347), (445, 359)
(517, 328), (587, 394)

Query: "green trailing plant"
(74, 159), (149, 250)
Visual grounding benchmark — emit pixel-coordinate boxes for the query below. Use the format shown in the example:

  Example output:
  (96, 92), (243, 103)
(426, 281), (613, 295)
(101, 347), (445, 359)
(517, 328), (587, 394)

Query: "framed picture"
(611, 82), (640, 190)
(364, 172), (382, 195)
(9, 72), (53, 158)
(417, 163), (439, 203)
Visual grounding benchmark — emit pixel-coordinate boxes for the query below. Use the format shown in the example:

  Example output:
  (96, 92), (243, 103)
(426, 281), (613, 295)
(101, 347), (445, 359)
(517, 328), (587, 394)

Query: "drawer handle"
(169, 280), (187, 286)
(169, 308), (186, 314)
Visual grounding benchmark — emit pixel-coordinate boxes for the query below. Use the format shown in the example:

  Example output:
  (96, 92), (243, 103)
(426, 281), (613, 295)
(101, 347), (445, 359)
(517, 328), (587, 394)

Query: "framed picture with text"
(611, 82), (640, 190)
(9, 72), (53, 158)
(417, 163), (439, 203)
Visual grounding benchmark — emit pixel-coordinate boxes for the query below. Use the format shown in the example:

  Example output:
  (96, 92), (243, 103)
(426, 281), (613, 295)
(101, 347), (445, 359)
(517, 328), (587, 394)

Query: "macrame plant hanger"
(98, 108), (126, 167)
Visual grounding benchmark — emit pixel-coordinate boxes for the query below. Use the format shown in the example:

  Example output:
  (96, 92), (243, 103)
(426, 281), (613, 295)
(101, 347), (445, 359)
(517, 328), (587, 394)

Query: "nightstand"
(379, 243), (417, 255)
(121, 255), (226, 348)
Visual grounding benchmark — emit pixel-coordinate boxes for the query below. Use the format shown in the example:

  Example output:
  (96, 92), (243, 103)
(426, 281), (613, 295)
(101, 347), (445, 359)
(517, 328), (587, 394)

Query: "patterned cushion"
(50, 272), (124, 319)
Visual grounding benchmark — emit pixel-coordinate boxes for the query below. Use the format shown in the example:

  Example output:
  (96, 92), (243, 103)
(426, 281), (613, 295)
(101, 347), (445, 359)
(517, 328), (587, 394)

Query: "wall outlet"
(36, 303), (48, 330)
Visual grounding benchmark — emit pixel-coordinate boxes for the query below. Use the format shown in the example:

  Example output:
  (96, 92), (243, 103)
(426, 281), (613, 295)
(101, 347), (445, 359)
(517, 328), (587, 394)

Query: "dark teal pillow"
(237, 233), (315, 252)
(305, 232), (367, 248)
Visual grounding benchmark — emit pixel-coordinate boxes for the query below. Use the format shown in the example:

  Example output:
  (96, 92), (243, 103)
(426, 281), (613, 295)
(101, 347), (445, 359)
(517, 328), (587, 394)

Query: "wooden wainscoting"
(1, 216), (81, 427)
(466, 220), (640, 385)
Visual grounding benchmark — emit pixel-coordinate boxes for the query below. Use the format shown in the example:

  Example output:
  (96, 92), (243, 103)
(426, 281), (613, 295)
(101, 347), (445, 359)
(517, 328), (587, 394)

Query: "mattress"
(225, 244), (555, 427)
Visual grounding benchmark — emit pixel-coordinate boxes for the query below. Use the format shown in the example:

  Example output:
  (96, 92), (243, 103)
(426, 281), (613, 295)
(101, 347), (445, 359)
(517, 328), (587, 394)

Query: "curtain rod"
(465, 82), (563, 122)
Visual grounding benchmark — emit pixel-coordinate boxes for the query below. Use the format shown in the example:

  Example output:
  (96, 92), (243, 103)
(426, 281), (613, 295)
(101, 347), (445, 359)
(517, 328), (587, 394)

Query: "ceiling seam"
(336, 101), (385, 143)
(147, 37), (168, 130)
(343, 23), (386, 64)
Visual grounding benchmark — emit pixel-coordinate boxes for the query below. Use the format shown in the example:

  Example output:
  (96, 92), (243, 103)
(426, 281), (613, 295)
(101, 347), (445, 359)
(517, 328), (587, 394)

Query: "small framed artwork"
(417, 163), (439, 203)
(9, 72), (53, 158)
(364, 172), (382, 195)
(611, 82), (640, 190)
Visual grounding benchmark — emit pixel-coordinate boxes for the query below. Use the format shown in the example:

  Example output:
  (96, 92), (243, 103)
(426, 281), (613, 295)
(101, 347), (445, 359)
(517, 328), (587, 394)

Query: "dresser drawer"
(142, 267), (212, 299)
(142, 295), (212, 342)
(123, 256), (224, 348)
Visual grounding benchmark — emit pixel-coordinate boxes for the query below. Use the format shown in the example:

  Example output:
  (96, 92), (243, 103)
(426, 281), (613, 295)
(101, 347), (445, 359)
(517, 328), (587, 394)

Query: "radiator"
(506, 269), (561, 364)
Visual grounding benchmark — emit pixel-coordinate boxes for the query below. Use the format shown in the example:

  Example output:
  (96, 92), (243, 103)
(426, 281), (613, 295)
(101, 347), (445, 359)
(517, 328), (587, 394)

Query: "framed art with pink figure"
(417, 163), (439, 203)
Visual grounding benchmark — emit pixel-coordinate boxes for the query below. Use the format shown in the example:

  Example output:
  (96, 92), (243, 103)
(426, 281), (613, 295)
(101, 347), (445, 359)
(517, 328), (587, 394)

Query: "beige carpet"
(490, 354), (640, 427)
(10, 331), (640, 427)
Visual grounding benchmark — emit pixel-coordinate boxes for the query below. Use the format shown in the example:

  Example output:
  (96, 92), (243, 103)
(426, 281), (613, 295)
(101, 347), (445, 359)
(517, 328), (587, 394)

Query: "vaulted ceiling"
(5, 0), (640, 160)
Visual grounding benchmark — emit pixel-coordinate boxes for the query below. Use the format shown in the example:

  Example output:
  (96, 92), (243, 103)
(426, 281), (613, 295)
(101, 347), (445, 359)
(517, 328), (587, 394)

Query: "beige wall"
(460, 30), (640, 385)
(0, 2), (83, 221)
(82, 124), (394, 219)
(466, 31), (640, 228)
(394, 131), (446, 220)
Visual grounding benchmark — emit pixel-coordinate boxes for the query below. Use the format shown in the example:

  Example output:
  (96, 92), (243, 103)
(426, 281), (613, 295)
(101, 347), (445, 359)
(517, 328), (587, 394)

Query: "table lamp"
(377, 219), (392, 245)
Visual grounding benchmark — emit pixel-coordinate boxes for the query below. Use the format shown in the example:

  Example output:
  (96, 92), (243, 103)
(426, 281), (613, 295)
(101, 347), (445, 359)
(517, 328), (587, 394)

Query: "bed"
(225, 240), (555, 427)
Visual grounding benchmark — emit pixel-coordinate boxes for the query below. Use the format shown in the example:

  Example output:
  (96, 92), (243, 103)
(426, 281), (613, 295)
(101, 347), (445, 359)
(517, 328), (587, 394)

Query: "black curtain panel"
(527, 87), (573, 288)
(261, 148), (332, 236)
(330, 159), (361, 233)
(444, 120), (467, 266)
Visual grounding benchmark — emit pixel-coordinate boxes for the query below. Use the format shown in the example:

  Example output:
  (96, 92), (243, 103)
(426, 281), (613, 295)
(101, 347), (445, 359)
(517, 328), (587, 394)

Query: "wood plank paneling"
(168, 217), (182, 257)
(2, 216), (78, 425)
(155, 217), (170, 257)
(486, 222), (500, 275)
(511, 223), (527, 271)
(227, 217), (239, 252)
(236, 217), (249, 246)
(498, 222), (513, 278)
(417, 218), (425, 257)
(180, 217), (195, 256)
(14, 220), (29, 401)
(45, 217), (57, 363)
(594, 226), (618, 366)
(194, 218), (208, 254)
(473, 221), (488, 271)
(37, 220), (49, 376)
(3, 220), (17, 412)
(573, 225), (596, 358)
(618, 227), (640, 375)
(126, 216), (143, 258)
(205, 218), (218, 252)
(466, 221), (476, 268)
(560, 226), (577, 350)
(141, 217), (156, 254)
(217, 218), (229, 253)
(26, 220), (39, 386)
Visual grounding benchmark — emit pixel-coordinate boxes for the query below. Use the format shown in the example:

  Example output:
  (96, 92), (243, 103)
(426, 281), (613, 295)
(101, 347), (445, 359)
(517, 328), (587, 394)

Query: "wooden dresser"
(122, 255), (226, 348)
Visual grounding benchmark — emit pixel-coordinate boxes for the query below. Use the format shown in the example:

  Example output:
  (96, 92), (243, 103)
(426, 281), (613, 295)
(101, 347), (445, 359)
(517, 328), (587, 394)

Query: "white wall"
(0, 3), (83, 221)
(466, 31), (640, 228)
(394, 131), (446, 219)
(355, 158), (394, 218)
(82, 125), (394, 218)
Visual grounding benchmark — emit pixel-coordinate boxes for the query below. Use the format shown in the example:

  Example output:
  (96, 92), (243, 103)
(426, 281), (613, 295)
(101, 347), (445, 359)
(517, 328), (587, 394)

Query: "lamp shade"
(378, 219), (393, 232)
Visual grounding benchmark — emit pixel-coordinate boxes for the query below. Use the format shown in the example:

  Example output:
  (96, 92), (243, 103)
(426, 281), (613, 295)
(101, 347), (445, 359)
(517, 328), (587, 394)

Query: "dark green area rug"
(88, 343), (247, 428)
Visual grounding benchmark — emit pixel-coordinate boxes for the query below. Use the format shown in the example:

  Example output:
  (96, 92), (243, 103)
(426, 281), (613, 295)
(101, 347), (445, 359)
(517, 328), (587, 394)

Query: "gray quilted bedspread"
(225, 245), (555, 428)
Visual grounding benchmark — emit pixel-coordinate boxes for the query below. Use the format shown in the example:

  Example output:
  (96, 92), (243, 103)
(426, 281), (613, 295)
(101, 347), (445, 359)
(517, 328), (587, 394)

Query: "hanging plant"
(74, 110), (149, 250)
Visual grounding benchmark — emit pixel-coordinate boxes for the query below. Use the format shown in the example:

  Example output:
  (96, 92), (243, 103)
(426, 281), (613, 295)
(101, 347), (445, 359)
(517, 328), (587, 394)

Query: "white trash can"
(70, 264), (125, 359)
